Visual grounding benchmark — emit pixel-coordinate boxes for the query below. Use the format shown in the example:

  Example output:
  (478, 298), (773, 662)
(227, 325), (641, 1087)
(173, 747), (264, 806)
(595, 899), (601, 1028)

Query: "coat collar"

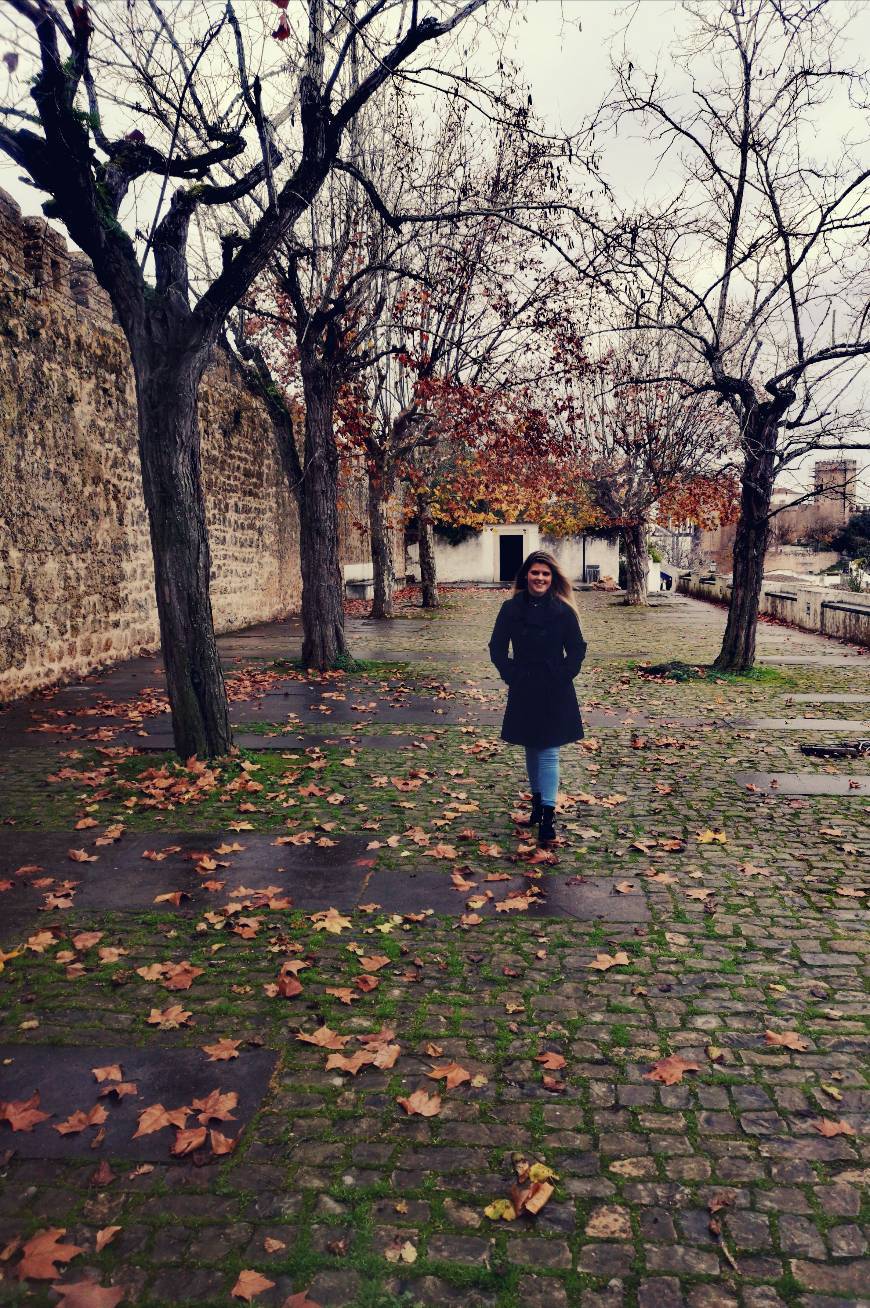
(512, 589), (556, 621)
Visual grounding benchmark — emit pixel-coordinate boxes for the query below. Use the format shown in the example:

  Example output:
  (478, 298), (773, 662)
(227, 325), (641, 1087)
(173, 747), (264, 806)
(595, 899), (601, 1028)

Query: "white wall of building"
(406, 525), (620, 584)
(540, 534), (620, 583)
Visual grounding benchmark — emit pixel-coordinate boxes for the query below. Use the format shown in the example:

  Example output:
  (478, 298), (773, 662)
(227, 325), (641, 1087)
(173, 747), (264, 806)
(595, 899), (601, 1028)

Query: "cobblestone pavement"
(0, 590), (867, 1308)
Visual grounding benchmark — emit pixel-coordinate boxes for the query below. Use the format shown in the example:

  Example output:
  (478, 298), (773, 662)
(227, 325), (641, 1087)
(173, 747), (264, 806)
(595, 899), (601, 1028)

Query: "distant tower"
(813, 459), (857, 522)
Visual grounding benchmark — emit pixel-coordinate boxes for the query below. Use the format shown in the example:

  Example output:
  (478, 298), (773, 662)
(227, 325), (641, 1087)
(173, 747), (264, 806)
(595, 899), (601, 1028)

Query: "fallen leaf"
(764, 1030), (809, 1051)
(72, 932), (104, 951)
(95, 1227), (121, 1253)
(132, 1104), (189, 1138)
(644, 1055), (700, 1085)
(232, 1269), (276, 1301)
(209, 1128), (237, 1155)
(201, 1038), (241, 1062)
(297, 1025), (349, 1050)
(55, 1105), (108, 1135)
(26, 931), (57, 954)
(812, 1118), (855, 1137)
(97, 947), (127, 964)
(325, 1049), (375, 1076)
(192, 1089), (238, 1124)
(513, 1180), (554, 1215)
(324, 987), (356, 1004)
(384, 1239), (417, 1264)
(484, 1197), (517, 1221)
(98, 1083), (137, 1100)
(426, 1062), (471, 1089)
(0, 1090), (51, 1132)
(171, 1125), (208, 1156)
(358, 955), (390, 972)
(50, 1280), (125, 1307)
(696, 829), (726, 844)
(146, 1005), (192, 1029)
(536, 1052), (566, 1071)
(396, 1089), (441, 1117)
(310, 908), (352, 934)
(587, 951), (630, 971)
(16, 1228), (84, 1280)
(296, 1025), (348, 1046)
(161, 961), (204, 991)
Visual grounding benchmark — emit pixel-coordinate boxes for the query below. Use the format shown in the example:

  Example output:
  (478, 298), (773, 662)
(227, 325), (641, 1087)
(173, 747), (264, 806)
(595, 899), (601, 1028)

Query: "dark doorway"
(499, 534), (524, 583)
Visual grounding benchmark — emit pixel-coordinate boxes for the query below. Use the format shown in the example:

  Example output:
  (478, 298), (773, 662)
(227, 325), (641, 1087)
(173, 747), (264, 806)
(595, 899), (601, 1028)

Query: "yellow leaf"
(484, 1197), (517, 1221)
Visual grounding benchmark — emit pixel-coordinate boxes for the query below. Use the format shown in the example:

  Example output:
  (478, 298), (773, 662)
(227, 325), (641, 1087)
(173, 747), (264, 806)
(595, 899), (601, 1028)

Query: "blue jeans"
(525, 746), (560, 807)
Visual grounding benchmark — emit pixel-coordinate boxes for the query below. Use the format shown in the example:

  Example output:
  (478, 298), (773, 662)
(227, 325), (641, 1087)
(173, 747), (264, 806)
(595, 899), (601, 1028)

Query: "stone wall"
(0, 188), (369, 701)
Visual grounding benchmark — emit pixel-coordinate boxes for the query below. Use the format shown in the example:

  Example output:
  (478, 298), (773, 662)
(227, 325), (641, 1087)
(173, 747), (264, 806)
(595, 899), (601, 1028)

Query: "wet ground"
(0, 589), (866, 1308)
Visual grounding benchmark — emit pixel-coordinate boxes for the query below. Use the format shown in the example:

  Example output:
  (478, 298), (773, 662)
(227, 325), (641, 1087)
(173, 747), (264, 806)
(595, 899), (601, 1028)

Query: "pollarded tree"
(569, 336), (737, 605)
(597, 0), (870, 664)
(0, 0), (487, 752)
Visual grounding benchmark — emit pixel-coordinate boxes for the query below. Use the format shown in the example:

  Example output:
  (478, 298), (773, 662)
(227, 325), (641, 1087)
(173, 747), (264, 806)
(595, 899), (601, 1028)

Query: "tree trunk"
(298, 348), (348, 669)
(417, 497), (439, 608)
(135, 351), (232, 758)
(713, 414), (777, 672)
(368, 456), (396, 619)
(622, 522), (650, 606)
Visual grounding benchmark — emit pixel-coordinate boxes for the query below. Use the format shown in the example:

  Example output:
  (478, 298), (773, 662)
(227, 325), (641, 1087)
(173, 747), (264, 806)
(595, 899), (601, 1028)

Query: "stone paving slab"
(0, 1044), (276, 1160)
(1, 831), (653, 937)
(731, 717), (870, 730)
(111, 730), (422, 752)
(736, 771), (870, 796)
(526, 874), (651, 922)
(0, 833), (371, 940)
(363, 869), (650, 922)
(787, 694), (870, 704)
(762, 653), (869, 665)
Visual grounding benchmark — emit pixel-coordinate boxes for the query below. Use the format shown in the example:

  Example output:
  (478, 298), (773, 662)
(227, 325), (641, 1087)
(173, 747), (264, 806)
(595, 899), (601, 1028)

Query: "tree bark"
(713, 413), (777, 672)
(134, 349), (232, 758)
(298, 346), (349, 669)
(622, 522), (650, 606)
(368, 455), (396, 619)
(417, 496), (439, 608)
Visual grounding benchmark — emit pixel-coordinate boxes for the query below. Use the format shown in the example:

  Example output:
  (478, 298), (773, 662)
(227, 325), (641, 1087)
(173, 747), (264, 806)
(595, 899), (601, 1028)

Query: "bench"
(345, 577), (375, 600)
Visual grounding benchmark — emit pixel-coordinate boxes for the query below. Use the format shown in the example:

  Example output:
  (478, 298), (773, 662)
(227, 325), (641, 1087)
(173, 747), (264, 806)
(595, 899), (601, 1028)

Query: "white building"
(405, 522), (620, 586)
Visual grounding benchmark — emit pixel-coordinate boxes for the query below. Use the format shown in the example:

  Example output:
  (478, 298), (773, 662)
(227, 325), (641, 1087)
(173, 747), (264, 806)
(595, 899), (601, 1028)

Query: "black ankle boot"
(519, 792), (542, 828)
(538, 805), (556, 845)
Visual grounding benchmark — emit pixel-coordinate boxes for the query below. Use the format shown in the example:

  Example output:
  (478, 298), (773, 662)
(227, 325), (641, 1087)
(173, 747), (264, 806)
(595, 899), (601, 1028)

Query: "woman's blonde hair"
(513, 550), (578, 610)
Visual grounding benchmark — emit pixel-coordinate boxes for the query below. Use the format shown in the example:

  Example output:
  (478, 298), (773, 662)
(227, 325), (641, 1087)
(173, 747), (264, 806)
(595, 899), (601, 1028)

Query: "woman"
(488, 551), (587, 845)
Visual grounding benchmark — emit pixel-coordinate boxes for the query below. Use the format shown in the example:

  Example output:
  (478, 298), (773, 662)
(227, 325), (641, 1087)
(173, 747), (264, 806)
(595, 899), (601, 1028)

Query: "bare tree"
(0, 0), (487, 751)
(571, 335), (735, 605)
(597, 0), (870, 665)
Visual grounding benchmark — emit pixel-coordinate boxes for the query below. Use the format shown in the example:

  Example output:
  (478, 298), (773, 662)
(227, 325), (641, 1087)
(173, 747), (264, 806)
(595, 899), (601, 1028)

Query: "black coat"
(488, 591), (587, 748)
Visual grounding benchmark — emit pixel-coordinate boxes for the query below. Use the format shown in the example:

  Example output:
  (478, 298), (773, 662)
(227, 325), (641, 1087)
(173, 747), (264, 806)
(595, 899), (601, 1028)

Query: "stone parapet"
(677, 571), (870, 648)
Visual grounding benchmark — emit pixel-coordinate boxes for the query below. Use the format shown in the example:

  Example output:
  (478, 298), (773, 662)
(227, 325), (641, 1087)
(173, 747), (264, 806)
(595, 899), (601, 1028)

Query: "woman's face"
(527, 563), (552, 596)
